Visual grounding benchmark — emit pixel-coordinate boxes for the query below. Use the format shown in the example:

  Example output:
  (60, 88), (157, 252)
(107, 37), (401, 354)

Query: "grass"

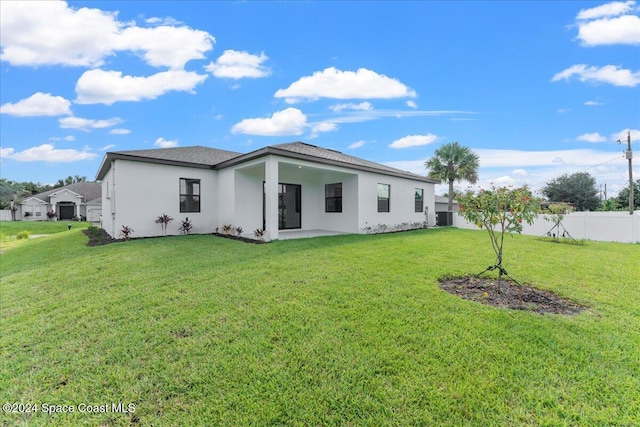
(0, 221), (91, 251)
(1, 227), (639, 426)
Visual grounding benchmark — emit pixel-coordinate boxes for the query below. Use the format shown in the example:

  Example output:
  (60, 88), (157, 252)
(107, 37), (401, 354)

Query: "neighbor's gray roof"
(97, 142), (437, 183)
(96, 146), (242, 179)
(27, 182), (102, 203)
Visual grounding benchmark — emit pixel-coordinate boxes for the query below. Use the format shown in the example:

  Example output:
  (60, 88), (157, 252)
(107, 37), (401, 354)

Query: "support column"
(264, 157), (279, 241)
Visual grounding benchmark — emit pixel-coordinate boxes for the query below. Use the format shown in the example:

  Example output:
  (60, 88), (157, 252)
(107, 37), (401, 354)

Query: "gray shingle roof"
(96, 146), (243, 179)
(112, 146), (241, 166)
(29, 182), (102, 203)
(273, 142), (433, 181)
(96, 142), (436, 183)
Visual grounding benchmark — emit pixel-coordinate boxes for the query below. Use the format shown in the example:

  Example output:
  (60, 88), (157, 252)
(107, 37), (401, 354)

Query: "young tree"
(457, 186), (541, 290)
(542, 172), (600, 211)
(425, 142), (480, 212)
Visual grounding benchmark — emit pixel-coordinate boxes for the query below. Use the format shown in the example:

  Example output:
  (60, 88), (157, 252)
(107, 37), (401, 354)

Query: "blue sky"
(1, 0), (638, 197)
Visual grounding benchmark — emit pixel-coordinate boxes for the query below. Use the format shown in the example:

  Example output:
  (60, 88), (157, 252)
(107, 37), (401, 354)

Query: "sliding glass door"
(263, 182), (302, 230)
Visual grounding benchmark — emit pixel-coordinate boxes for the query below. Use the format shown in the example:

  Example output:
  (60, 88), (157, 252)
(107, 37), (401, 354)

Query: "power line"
(579, 154), (625, 173)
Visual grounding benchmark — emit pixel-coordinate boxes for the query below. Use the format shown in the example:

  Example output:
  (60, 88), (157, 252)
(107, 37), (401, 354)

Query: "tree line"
(0, 176), (88, 209)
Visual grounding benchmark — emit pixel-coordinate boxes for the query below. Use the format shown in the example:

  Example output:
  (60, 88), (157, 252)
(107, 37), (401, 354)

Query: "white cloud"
(0, 1), (120, 67)
(0, 92), (71, 117)
(311, 122), (338, 133)
(75, 69), (208, 105)
(0, 144), (96, 162)
(494, 175), (515, 186)
(474, 148), (623, 168)
(577, 132), (606, 143)
(59, 116), (122, 131)
(552, 64), (640, 87)
(308, 122), (338, 139)
(115, 25), (214, 69)
(406, 100), (418, 108)
(274, 67), (417, 103)
(611, 128), (640, 142)
(205, 50), (270, 79)
(144, 16), (182, 26)
(0, 1), (214, 68)
(110, 128), (131, 135)
(577, 15), (640, 46)
(64, 135), (75, 141)
(389, 134), (438, 149)
(231, 108), (307, 136)
(329, 102), (373, 112)
(348, 140), (367, 149)
(384, 148), (629, 195)
(576, 1), (635, 20)
(584, 100), (603, 106)
(154, 137), (178, 148)
(101, 144), (116, 151)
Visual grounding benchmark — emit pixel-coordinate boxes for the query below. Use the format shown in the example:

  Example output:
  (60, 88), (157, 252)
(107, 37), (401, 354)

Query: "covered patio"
(228, 156), (360, 241)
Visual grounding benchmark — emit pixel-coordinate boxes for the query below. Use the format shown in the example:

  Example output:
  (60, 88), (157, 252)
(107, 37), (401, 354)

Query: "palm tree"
(425, 142), (480, 211)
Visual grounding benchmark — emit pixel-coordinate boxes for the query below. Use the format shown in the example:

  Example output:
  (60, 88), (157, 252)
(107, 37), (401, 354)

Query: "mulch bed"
(83, 228), (119, 246)
(439, 276), (586, 315)
(212, 233), (267, 244)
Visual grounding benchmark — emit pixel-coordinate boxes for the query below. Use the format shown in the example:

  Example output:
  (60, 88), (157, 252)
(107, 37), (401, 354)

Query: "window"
(180, 178), (200, 212)
(415, 188), (424, 212)
(377, 183), (390, 212)
(325, 183), (342, 213)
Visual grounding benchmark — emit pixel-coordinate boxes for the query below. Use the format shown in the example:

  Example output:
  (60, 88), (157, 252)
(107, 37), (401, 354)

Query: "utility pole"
(618, 131), (634, 215)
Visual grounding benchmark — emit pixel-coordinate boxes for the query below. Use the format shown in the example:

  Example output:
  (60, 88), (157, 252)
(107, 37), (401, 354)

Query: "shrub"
(46, 210), (58, 220)
(155, 213), (174, 236)
(236, 226), (243, 236)
(254, 228), (266, 240)
(17, 230), (30, 240)
(222, 224), (234, 235)
(119, 225), (134, 241)
(179, 217), (193, 235)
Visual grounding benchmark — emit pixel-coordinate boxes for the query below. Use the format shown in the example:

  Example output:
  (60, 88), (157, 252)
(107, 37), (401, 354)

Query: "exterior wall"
(86, 204), (102, 222)
(101, 167), (115, 235)
(99, 154), (436, 240)
(217, 160), (264, 235)
(50, 189), (83, 218)
(21, 198), (48, 221)
(104, 159), (217, 238)
(357, 172), (435, 231)
(454, 211), (640, 244)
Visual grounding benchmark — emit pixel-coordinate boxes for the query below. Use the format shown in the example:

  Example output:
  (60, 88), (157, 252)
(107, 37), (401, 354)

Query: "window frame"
(180, 178), (201, 213)
(325, 183), (343, 213)
(415, 188), (424, 213)
(377, 183), (390, 213)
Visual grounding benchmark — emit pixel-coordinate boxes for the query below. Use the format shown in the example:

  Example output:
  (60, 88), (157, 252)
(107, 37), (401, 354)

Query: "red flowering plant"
(457, 185), (541, 289)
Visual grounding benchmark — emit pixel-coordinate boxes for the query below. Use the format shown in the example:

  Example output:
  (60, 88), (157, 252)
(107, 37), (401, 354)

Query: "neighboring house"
(20, 182), (102, 221)
(95, 142), (438, 240)
(434, 195), (459, 226)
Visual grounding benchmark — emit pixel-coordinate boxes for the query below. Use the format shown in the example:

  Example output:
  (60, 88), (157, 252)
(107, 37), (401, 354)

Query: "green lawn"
(0, 221), (91, 251)
(1, 228), (638, 426)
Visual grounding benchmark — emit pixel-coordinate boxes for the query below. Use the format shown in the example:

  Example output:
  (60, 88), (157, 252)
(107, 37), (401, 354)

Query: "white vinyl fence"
(0, 210), (13, 221)
(454, 211), (640, 244)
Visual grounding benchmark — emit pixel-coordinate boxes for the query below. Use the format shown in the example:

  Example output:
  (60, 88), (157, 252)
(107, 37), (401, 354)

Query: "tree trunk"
(448, 179), (454, 212)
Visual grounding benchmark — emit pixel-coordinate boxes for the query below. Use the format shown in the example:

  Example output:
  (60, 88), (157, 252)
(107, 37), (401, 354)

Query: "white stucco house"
(95, 142), (438, 241)
(20, 182), (102, 221)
